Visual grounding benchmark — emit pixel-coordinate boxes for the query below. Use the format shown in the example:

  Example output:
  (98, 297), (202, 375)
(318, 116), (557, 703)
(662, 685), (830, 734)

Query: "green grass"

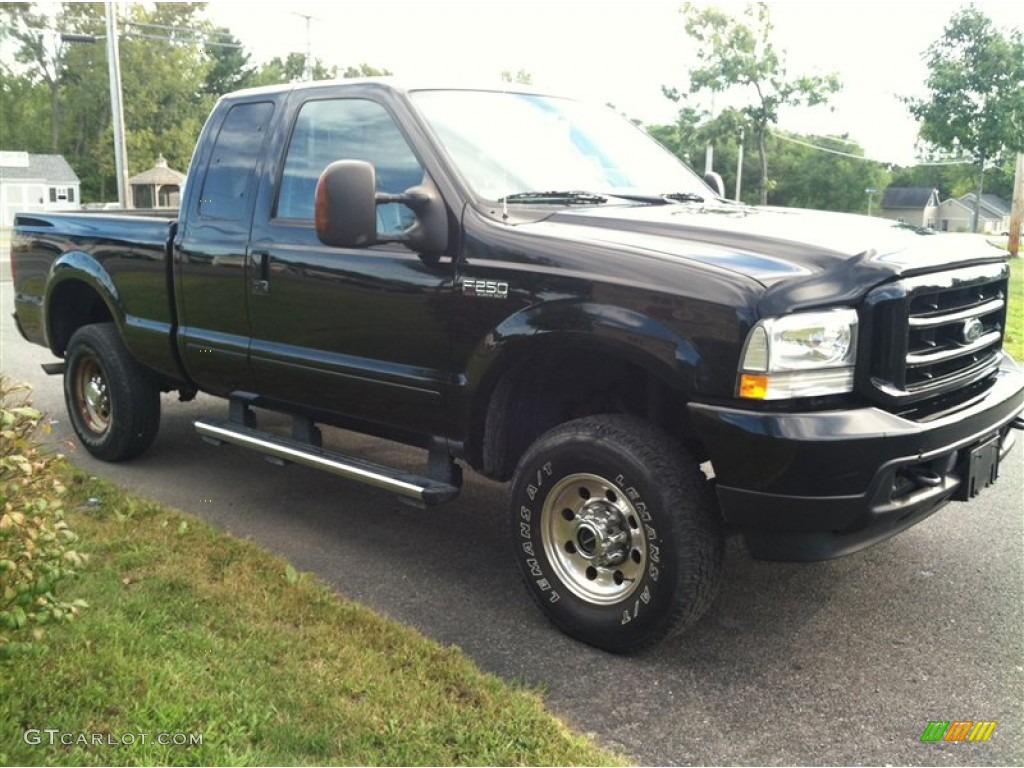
(0, 467), (624, 767)
(1006, 257), (1023, 362)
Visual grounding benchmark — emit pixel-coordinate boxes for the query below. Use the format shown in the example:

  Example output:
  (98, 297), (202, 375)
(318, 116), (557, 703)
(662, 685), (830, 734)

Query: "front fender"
(460, 299), (713, 417)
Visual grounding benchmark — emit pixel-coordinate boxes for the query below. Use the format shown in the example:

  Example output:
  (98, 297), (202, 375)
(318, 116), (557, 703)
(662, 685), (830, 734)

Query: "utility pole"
(105, 3), (131, 208)
(865, 188), (877, 217)
(704, 93), (715, 176)
(1009, 152), (1023, 258)
(735, 129), (744, 202)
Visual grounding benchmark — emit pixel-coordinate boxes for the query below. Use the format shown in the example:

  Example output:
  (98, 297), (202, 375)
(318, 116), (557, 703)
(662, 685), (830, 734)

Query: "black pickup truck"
(12, 80), (1024, 652)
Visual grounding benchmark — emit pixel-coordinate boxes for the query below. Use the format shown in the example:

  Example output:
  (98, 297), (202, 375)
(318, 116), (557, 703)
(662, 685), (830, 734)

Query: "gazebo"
(129, 154), (185, 209)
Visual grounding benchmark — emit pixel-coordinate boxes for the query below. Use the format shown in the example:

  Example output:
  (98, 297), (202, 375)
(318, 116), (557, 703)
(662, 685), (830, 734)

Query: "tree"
(342, 63), (392, 78)
(202, 30), (256, 96)
(646, 112), (889, 213)
(648, 106), (762, 203)
(0, 2), (217, 200)
(671, 2), (840, 204)
(252, 53), (336, 85)
(767, 132), (889, 213)
(0, 2), (97, 151)
(0, 60), (51, 154)
(118, 3), (215, 180)
(888, 162), (976, 202)
(907, 7), (1024, 231)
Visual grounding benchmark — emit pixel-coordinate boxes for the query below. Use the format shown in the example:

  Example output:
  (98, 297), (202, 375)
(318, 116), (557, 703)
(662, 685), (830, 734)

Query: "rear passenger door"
(174, 99), (275, 395)
(246, 91), (456, 436)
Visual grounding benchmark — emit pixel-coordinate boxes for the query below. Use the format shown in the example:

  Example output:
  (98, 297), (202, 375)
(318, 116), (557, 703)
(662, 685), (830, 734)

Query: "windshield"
(409, 89), (710, 202)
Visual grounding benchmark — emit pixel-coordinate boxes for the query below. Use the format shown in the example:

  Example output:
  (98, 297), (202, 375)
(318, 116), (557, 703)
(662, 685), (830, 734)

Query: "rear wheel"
(64, 323), (161, 461)
(510, 414), (723, 653)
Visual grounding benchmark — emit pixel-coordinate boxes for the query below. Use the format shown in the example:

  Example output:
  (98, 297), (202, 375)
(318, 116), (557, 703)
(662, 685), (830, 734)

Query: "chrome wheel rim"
(541, 473), (647, 605)
(75, 357), (110, 434)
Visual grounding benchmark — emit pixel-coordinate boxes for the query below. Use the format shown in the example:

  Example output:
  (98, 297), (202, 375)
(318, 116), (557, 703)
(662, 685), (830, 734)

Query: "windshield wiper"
(499, 190), (609, 205)
(498, 190), (708, 207)
(663, 192), (706, 203)
(593, 191), (707, 205)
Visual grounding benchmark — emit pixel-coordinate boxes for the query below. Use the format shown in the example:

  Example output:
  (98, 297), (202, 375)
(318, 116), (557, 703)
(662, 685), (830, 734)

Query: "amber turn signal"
(739, 373), (768, 400)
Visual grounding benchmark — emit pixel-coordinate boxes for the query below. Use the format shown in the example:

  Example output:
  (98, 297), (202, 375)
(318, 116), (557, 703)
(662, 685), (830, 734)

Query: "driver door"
(246, 94), (456, 436)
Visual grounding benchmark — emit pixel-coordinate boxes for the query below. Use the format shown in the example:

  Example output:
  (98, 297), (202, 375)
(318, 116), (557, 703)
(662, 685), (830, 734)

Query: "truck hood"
(525, 202), (1007, 314)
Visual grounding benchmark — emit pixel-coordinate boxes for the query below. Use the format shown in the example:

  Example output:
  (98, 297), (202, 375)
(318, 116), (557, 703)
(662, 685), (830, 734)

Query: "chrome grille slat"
(903, 356), (1002, 396)
(906, 331), (1002, 367)
(907, 298), (1005, 328)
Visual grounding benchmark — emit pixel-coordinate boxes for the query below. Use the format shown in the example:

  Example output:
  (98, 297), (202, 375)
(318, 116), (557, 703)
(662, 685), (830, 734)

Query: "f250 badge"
(461, 279), (509, 299)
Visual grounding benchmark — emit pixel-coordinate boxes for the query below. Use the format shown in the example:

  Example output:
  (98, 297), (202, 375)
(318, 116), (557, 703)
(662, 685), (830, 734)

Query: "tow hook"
(906, 467), (943, 488)
(1011, 416), (1024, 431)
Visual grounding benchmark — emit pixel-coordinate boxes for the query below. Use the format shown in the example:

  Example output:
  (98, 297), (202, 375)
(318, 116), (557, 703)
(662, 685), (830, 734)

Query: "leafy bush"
(0, 380), (87, 661)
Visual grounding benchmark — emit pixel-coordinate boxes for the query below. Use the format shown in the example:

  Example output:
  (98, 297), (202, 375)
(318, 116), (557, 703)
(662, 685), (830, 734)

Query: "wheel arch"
(465, 302), (711, 481)
(44, 251), (123, 356)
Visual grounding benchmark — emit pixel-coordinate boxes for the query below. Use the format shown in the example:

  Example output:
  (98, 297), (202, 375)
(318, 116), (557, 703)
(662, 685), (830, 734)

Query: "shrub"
(0, 380), (87, 661)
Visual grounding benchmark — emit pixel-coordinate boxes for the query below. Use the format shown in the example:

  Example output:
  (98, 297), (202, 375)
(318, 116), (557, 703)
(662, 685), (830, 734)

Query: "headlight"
(738, 309), (858, 400)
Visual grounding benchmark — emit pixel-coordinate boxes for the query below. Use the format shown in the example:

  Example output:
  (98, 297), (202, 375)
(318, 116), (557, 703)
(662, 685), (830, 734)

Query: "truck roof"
(220, 77), (561, 103)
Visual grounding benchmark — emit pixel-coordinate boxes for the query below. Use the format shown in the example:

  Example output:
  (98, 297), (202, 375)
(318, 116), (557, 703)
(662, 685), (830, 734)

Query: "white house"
(958, 193), (1011, 234)
(879, 187), (939, 228)
(935, 197), (975, 233)
(936, 193), (1012, 234)
(0, 151), (81, 227)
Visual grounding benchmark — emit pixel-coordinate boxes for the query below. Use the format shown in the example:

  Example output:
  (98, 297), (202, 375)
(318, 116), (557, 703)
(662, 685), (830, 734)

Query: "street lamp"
(865, 187), (877, 217)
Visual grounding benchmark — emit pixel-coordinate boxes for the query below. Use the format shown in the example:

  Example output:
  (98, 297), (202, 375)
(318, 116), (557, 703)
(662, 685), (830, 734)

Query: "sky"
(206, 0), (1024, 167)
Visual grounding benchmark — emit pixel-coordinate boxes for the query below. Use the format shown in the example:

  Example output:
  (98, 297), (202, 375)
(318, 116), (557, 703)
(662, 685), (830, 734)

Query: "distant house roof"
(129, 154), (185, 186)
(959, 193), (1010, 218)
(981, 194), (1011, 216)
(881, 186), (939, 209)
(937, 197), (973, 214)
(0, 151), (79, 184)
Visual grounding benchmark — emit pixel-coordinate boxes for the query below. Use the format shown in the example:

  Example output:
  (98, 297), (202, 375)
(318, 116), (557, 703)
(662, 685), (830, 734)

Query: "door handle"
(252, 251), (270, 295)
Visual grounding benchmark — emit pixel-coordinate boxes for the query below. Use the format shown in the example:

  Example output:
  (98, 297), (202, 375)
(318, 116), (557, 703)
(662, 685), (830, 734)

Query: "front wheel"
(64, 323), (161, 461)
(510, 415), (723, 653)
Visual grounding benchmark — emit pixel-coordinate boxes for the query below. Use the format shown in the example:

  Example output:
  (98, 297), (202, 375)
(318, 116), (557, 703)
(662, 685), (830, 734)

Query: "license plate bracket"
(963, 436), (1001, 499)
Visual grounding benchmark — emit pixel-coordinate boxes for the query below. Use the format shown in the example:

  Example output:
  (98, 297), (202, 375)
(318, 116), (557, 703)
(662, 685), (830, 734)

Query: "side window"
(199, 101), (275, 221)
(276, 98), (422, 234)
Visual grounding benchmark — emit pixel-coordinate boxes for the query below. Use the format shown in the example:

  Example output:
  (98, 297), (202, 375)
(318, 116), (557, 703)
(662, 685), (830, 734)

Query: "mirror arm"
(375, 191), (430, 210)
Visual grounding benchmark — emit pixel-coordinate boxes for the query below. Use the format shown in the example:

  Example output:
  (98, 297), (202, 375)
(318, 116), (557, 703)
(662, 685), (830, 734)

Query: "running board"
(194, 418), (460, 506)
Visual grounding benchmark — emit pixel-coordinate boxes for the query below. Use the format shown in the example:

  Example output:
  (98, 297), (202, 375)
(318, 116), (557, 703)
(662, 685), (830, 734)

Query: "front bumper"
(688, 354), (1024, 562)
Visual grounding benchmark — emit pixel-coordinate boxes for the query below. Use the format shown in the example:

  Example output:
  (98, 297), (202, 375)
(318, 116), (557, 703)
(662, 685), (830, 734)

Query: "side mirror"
(315, 160), (378, 248)
(703, 171), (725, 199)
(315, 159), (448, 257)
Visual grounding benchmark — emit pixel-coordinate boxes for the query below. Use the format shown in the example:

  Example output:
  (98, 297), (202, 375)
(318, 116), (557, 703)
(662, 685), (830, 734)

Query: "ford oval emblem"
(962, 317), (985, 344)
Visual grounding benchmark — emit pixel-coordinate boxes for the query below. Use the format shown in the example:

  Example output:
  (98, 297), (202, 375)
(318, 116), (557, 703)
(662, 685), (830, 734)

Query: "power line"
(124, 21), (234, 37)
(769, 130), (975, 167)
(121, 31), (242, 48)
(3, 21), (242, 48)
(769, 131), (885, 162)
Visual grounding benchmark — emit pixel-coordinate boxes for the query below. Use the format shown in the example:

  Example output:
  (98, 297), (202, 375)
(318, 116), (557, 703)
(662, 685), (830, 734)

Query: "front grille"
(864, 263), (1009, 408)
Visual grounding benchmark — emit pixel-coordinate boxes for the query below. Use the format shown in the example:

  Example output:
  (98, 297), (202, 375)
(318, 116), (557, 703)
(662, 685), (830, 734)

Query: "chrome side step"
(194, 418), (460, 506)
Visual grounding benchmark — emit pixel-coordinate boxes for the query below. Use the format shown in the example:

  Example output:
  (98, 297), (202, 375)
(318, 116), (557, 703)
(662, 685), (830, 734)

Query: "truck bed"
(12, 210), (180, 379)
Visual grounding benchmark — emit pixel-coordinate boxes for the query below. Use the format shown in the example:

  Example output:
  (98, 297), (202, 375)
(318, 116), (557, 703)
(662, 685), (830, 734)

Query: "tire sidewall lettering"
(509, 415), (723, 652)
(515, 455), (668, 629)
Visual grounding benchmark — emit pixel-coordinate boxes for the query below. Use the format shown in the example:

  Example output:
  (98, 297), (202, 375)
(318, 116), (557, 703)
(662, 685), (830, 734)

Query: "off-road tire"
(64, 323), (161, 461)
(510, 414), (723, 653)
